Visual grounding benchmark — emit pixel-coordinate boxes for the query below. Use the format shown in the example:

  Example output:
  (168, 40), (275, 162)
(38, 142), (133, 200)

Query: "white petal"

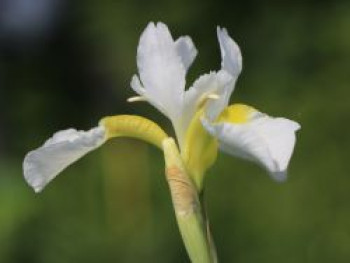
(182, 26), (243, 129)
(175, 36), (197, 71)
(182, 72), (218, 132)
(184, 70), (234, 123)
(217, 27), (242, 78)
(202, 113), (300, 181)
(23, 126), (106, 192)
(136, 22), (186, 121)
(172, 71), (234, 149)
(205, 70), (236, 121)
(182, 71), (231, 128)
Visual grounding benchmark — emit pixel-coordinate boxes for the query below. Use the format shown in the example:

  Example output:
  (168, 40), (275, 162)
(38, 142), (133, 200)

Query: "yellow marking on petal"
(100, 115), (168, 149)
(182, 108), (218, 191)
(217, 104), (256, 124)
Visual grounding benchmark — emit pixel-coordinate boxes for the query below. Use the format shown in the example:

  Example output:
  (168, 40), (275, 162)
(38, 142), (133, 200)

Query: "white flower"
(23, 22), (300, 192)
(130, 22), (300, 182)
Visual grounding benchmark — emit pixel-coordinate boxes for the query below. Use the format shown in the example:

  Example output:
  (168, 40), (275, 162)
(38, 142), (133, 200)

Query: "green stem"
(163, 138), (213, 263)
(200, 190), (218, 263)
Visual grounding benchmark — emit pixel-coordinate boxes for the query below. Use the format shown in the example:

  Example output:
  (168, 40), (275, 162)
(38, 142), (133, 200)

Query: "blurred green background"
(0, 0), (349, 262)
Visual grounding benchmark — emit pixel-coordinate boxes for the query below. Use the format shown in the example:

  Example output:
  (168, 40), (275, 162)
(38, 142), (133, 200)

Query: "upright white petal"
(217, 27), (242, 78)
(175, 36), (197, 71)
(202, 112), (300, 181)
(23, 126), (106, 192)
(135, 22), (186, 122)
(182, 28), (242, 132)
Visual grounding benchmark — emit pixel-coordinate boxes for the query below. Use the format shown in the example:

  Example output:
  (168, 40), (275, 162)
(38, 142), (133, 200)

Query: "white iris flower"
(23, 22), (300, 193)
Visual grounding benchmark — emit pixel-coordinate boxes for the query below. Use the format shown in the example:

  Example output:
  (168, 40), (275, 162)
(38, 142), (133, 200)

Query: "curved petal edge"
(23, 126), (106, 193)
(217, 27), (242, 78)
(175, 35), (197, 71)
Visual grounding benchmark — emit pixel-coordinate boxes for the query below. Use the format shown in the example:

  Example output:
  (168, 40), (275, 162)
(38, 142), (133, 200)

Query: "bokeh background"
(0, 0), (349, 262)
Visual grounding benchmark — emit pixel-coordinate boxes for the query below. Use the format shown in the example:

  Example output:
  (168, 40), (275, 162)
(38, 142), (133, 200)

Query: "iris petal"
(135, 22), (186, 122)
(202, 107), (300, 181)
(183, 28), (242, 133)
(184, 71), (233, 132)
(217, 27), (242, 78)
(175, 36), (197, 71)
(23, 126), (106, 192)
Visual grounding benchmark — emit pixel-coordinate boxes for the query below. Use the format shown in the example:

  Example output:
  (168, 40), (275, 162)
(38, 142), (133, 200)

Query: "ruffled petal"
(217, 27), (242, 78)
(202, 107), (300, 181)
(175, 36), (197, 71)
(23, 126), (106, 192)
(136, 22), (186, 122)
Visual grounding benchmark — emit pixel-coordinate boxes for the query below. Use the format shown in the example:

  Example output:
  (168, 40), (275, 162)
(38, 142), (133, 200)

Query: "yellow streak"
(100, 115), (168, 149)
(182, 108), (218, 190)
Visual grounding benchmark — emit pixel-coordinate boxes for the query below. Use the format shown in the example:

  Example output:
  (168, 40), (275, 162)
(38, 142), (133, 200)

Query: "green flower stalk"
(23, 22), (300, 262)
(163, 138), (213, 263)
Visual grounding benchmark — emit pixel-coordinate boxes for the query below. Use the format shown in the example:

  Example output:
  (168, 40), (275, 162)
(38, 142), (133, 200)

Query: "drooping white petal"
(135, 22), (186, 122)
(217, 27), (242, 77)
(23, 126), (106, 192)
(202, 112), (300, 181)
(175, 36), (197, 71)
